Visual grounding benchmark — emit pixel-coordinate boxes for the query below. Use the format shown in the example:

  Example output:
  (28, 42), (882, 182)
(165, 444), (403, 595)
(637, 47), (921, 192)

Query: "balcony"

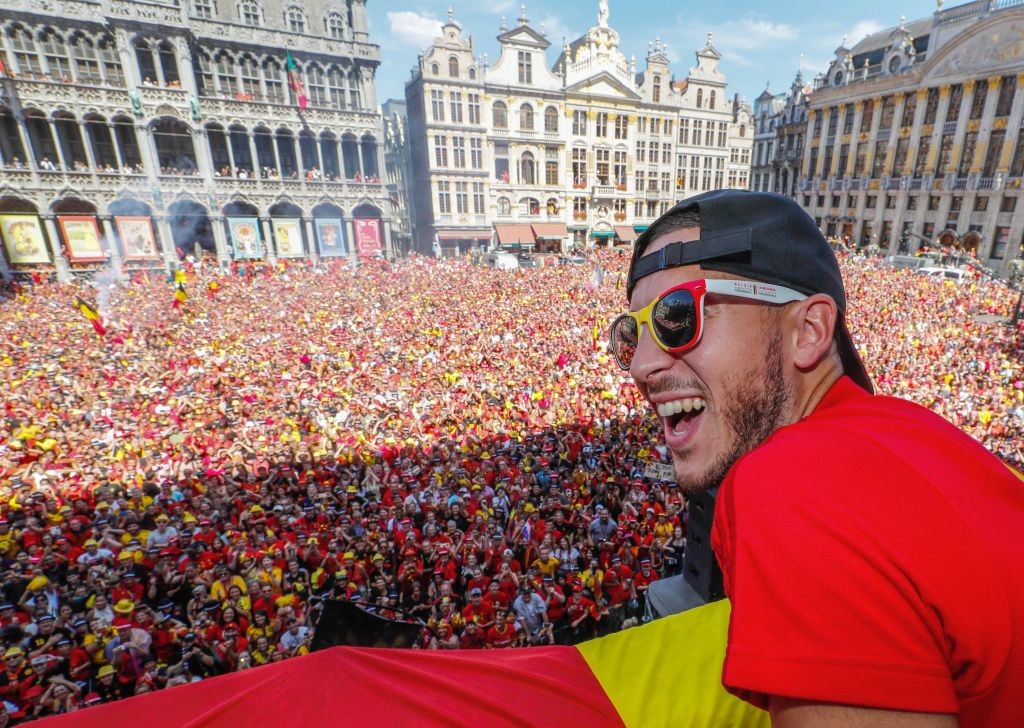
(591, 185), (618, 198)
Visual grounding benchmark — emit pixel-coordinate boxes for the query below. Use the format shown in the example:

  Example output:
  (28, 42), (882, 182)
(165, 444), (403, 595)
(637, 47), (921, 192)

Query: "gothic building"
(0, 0), (392, 279)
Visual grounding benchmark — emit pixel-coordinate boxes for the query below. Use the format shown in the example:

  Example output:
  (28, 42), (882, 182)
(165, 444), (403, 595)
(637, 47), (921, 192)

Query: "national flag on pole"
(74, 297), (106, 336)
(286, 51), (308, 111)
(173, 283), (188, 309)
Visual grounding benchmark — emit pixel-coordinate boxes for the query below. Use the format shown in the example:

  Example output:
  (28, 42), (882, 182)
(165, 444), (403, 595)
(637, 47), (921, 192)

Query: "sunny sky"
(366, 0), (945, 108)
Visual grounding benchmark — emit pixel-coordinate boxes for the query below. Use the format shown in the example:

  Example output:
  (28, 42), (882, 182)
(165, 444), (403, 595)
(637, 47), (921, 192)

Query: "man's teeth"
(656, 398), (706, 417)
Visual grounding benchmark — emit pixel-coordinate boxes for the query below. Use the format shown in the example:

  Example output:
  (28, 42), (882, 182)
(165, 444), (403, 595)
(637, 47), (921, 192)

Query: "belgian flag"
(172, 282), (188, 309)
(74, 297), (106, 337)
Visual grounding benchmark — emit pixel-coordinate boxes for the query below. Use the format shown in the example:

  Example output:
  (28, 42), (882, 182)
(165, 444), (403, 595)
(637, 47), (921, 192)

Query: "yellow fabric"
(577, 599), (769, 728)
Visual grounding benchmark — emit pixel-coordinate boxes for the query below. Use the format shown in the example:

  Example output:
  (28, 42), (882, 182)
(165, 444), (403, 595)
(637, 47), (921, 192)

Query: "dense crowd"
(0, 247), (1020, 720)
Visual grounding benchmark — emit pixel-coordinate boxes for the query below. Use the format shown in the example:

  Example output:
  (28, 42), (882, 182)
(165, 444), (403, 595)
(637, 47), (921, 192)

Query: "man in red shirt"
(461, 587), (496, 629)
(484, 609), (516, 649)
(621, 189), (1024, 726)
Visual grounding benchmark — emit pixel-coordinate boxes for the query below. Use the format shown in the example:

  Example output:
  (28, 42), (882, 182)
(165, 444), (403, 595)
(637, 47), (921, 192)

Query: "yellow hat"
(250, 505), (264, 513)
(342, 552), (355, 560)
(97, 665), (116, 678)
(113, 599), (136, 615)
(84, 539), (99, 547)
(27, 575), (49, 591)
(4, 646), (23, 658)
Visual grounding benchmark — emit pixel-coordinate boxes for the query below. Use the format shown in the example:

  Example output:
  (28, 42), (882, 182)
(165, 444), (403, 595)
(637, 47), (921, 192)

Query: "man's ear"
(789, 294), (838, 370)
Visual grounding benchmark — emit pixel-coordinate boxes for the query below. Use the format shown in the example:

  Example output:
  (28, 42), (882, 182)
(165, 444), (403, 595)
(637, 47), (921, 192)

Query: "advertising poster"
(115, 216), (159, 260)
(0, 214), (51, 265)
(271, 218), (304, 258)
(58, 215), (105, 262)
(315, 218), (347, 257)
(353, 218), (382, 259)
(228, 217), (263, 259)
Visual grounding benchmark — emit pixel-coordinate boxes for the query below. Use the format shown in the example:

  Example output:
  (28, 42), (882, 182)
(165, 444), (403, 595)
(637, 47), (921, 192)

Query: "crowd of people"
(0, 246), (1020, 720)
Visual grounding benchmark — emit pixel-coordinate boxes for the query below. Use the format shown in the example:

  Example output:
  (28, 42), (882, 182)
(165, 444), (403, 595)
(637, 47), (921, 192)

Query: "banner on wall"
(115, 216), (159, 260)
(353, 218), (382, 259)
(315, 218), (347, 257)
(228, 217), (263, 259)
(57, 215), (105, 263)
(271, 218), (304, 258)
(0, 214), (51, 265)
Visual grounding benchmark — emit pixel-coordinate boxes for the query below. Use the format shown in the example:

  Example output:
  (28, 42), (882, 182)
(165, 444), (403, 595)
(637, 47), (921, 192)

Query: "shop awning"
(633, 225), (649, 232)
(437, 229), (492, 241)
(614, 225), (637, 242)
(495, 224), (536, 245)
(531, 223), (569, 239)
(592, 231), (615, 238)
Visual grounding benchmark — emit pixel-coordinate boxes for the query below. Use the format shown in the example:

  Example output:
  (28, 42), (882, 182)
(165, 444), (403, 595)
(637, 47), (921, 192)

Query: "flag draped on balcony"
(286, 51), (308, 111)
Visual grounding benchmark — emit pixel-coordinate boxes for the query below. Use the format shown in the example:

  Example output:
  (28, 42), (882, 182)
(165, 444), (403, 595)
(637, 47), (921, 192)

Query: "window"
(69, 34), (100, 84)
(995, 76), (1015, 117)
(596, 113), (608, 137)
(878, 96), (895, 130)
(448, 56), (459, 78)
(517, 51), (532, 84)
(1009, 130), (1024, 177)
(263, 59), (283, 103)
(678, 119), (689, 145)
(431, 62), (439, 75)
(945, 84), (963, 123)
(193, 0), (216, 17)
(452, 136), (465, 168)
(520, 104), (534, 131)
(636, 141), (646, 163)
(572, 148), (587, 186)
(544, 106), (558, 133)
(449, 91), (463, 123)
(326, 12), (346, 39)
(872, 140), (887, 178)
(1000, 196), (1016, 213)
(240, 55), (260, 98)
(468, 94), (481, 125)
(827, 106), (838, 136)
(913, 136), (930, 177)
(859, 101), (873, 133)
(434, 135), (448, 167)
(197, 51), (214, 94)
(431, 90), (445, 122)
(473, 182), (485, 213)
(495, 142), (509, 181)
(717, 122), (727, 148)
(958, 131), (977, 176)
(215, 53), (237, 95)
(649, 141), (659, 164)
(653, 75), (661, 103)
(709, 90), (716, 109)
(900, 93), (917, 127)
(983, 130), (1004, 177)
(470, 138), (482, 169)
(991, 226), (1011, 260)
(696, 88), (703, 107)
(497, 197), (512, 216)
(239, 0), (261, 25)
(893, 137), (910, 174)
(595, 148), (609, 184)
(493, 102), (507, 129)
(438, 181), (451, 213)
(545, 157), (559, 186)
(327, 66), (346, 108)
(853, 146), (867, 177)
(98, 35), (123, 86)
(614, 150), (627, 186)
(455, 181), (468, 214)
(574, 197), (587, 215)
(40, 28), (71, 80)
(614, 115), (627, 140)
(705, 124), (714, 147)
(923, 88), (939, 124)
(286, 5), (307, 33)
(520, 151), (536, 185)
(307, 64), (327, 106)
(572, 110), (587, 136)
(969, 82), (987, 120)
(812, 112), (823, 137)
(973, 196), (988, 212)
(928, 195), (940, 211)
(937, 133), (955, 173)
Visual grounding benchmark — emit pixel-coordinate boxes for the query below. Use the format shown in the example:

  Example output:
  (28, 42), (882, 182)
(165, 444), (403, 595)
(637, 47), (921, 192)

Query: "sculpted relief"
(930, 21), (1024, 78)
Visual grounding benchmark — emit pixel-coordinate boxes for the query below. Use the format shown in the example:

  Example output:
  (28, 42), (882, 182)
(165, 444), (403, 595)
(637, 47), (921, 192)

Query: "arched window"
(468, 66), (476, 80)
(97, 34), (123, 85)
(326, 12), (346, 39)
(497, 197), (511, 216)
(431, 62), (440, 75)
(40, 28), (71, 80)
(739, 124), (746, 137)
(327, 65), (346, 109)
(239, 0), (261, 26)
(306, 63), (326, 106)
(519, 197), (540, 215)
(653, 75), (661, 103)
(134, 38), (157, 85)
(544, 106), (558, 133)
(696, 88), (703, 107)
(520, 103), (534, 131)
(69, 34), (100, 84)
(7, 26), (41, 76)
(157, 41), (179, 85)
(214, 52), (237, 95)
(520, 151), (535, 185)
(238, 55), (260, 98)
(493, 101), (508, 129)
(196, 50), (214, 94)
(448, 56), (459, 77)
(263, 58), (284, 102)
(286, 5), (306, 33)
(709, 90), (716, 109)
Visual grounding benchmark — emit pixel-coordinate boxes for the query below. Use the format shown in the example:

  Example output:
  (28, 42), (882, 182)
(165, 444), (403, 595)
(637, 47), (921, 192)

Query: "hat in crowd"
(155, 514), (170, 523)
(83, 539), (98, 548)
(97, 665), (116, 678)
(3, 647), (23, 658)
(469, 588), (482, 597)
(113, 599), (136, 615)
(84, 693), (103, 705)
(36, 614), (55, 623)
(113, 617), (132, 630)
(628, 189), (873, 393)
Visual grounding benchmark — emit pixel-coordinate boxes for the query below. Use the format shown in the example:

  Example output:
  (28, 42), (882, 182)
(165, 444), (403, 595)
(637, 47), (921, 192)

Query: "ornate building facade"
(798, 0), (1024, 271)
(752, 71), (811, 198)
(0, 0), (392, 280)
(404, 4), (752, 255)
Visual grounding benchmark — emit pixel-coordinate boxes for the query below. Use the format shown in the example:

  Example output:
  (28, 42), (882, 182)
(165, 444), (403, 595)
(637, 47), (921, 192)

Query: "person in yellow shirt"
(210, 565), (249, 603)
(530, 546), (560, 578)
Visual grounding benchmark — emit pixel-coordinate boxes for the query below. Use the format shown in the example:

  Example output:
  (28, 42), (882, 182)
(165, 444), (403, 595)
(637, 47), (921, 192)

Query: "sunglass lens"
(652, 289), (698, 349)
(610, 316), (638, 369)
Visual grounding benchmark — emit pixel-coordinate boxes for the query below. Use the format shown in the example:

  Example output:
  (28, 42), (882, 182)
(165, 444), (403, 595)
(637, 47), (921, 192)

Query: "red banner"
(353, 218), (382, 259)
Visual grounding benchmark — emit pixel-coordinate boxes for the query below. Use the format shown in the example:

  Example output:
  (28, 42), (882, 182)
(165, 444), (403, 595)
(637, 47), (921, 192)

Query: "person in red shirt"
(484, 609), (516, 649)
(481, 580), (510, 613)
(565, 586), (600, 643)
(460, 588), (495, 629)
(459, 621), (486, 650)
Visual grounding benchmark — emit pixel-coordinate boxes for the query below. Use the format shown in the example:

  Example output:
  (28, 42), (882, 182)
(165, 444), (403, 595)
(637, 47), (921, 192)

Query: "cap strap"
(629, 229), (752, 290)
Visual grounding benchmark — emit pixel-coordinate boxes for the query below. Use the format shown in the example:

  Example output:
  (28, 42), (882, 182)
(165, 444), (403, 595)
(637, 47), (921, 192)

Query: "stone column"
(211, 213), (231, 265)
(345, 218), (356, 262)
(154, 214), (177, 271)
(47, 120), (68, 170)
(903, 88), (929, 175)
(997, 73), (1024, 172)
(99, 216), (124, 278)
(381, 217), (393, 261)
(304, 217), (318, 258)
(78, 121), (98, 169)
(261, 218), (276, 262)
(41, 215), (72, 282)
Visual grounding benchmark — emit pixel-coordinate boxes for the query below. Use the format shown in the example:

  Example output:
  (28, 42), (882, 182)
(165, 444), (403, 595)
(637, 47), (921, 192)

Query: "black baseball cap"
(628, 189), (872, 393)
